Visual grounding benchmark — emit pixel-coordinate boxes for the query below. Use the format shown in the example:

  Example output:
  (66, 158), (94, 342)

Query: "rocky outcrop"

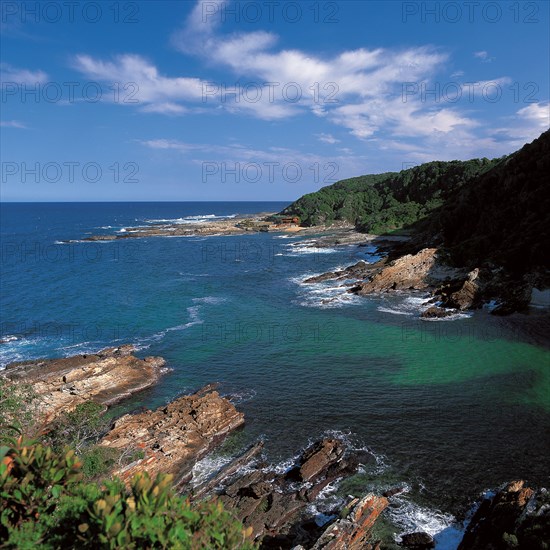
(100, 384), (244, 489)
(2, 345), (165, 422)
(458, 480), (550, 550)
(304, 261), (374, 284)
(354, 248), (461, 294)
(436, 268), (484, 310)
(311, 494), (388, 549)
(203, 438), (382, 548)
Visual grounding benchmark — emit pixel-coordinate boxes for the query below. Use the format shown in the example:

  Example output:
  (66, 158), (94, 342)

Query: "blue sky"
(1, 0), (549, 201)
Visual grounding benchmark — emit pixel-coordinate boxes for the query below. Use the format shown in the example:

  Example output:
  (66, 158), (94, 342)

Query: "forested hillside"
(281, 157), (502, 232)
(437, 129), (550, 271)
(281, 129), (550, 273)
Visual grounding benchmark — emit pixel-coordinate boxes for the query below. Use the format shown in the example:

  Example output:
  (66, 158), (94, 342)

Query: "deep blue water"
(1, 202), (549, 546)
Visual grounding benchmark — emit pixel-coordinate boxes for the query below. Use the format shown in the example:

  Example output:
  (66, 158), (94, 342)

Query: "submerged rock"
(2, 345), (165, 422)
(400, 531), (435, 549)
(420, 306), (454, 319)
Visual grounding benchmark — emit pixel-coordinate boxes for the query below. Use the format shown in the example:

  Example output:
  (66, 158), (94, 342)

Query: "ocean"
(1, 201), (549, 547)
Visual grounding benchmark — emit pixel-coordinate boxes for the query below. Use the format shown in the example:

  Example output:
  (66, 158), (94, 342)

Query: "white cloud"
(517, 102), (550, 126)
(70, 0), (541, 162)
(0, 120), (27, 128)
(73, 54), (206, 111)
(140, 137), (370, 181)
(474, 51), (495, 63)
(0, 63), (48, 84)
(487, 102), (550, 148)
(316, 133), (340, 144)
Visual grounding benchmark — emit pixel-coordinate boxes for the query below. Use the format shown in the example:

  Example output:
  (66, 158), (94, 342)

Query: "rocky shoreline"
(302, 243), (546, 317)
(71, 212), (307, 242)
(2, 346), (548, 548)
(2, 344), (166, 422)
(64, 207), (547, 316)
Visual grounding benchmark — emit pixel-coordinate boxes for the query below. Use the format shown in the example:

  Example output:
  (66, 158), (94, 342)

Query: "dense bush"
(281, 157), (500, 231)
(0, 437), (256, 549)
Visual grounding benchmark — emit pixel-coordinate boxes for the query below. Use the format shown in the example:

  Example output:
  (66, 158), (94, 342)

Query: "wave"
(387, 490), (464, 550)
(192, 296), (227, 305)
(190, 454), (236, 488)
(144, 214), (237, 225)
(377, 295), (472, 322)
(287, 246), (339, 255)
(290, 274), (363, 309)
(135, 296), (227, 346)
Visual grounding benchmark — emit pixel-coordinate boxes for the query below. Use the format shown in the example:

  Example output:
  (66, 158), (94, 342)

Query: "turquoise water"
(1, 202), (549, 541)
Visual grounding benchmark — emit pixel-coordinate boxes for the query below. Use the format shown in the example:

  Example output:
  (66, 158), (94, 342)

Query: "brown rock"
(458, 480), (549, 550)
(444, 269), (483, 310)
(2, 345), (165, 422)
(354, 248), (459, 295)
(291, 438), (346, 483)
(218, 438), (366, 546)
(303, 261), (371, 285)
(100, 385), (244, 489)
(311, 493), (389, 549)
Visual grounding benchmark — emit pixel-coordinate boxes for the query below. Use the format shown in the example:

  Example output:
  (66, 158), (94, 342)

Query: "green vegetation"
(282, 129), (550, 273)
(0, 381), (255, 548)
(436, 129), (550, 271)
(0, 436), (255, 549)
(281, 157), (501, 232)
(0, 377), (41, 441)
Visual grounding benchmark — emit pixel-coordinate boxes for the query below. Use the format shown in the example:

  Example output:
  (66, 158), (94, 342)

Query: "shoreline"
(2, 344), (547, 548)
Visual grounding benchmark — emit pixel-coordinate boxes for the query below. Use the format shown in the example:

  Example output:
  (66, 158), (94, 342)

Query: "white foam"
(388, 492), (464, 550)
(227, 388), (257, 405)
(145, 214), (236, 225)
(192, 296), (227, 305)
(377, 295), (472, 321)
(191, 454), (235, 488)
(291, 275), (363, 309)
(286, 245), (339, 255)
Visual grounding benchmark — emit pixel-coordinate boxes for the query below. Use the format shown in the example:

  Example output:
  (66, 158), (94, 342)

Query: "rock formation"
(191, 437), (385, 548)
(100, 384), (245, 489)
(458, 480), (550, 550)
(2, 345), (165, 422)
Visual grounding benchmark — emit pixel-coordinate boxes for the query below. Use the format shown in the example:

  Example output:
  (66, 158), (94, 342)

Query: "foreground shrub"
(0, 437), (255, 549)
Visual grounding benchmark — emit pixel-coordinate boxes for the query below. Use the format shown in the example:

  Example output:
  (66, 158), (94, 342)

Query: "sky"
(1, 0), (549, 202)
